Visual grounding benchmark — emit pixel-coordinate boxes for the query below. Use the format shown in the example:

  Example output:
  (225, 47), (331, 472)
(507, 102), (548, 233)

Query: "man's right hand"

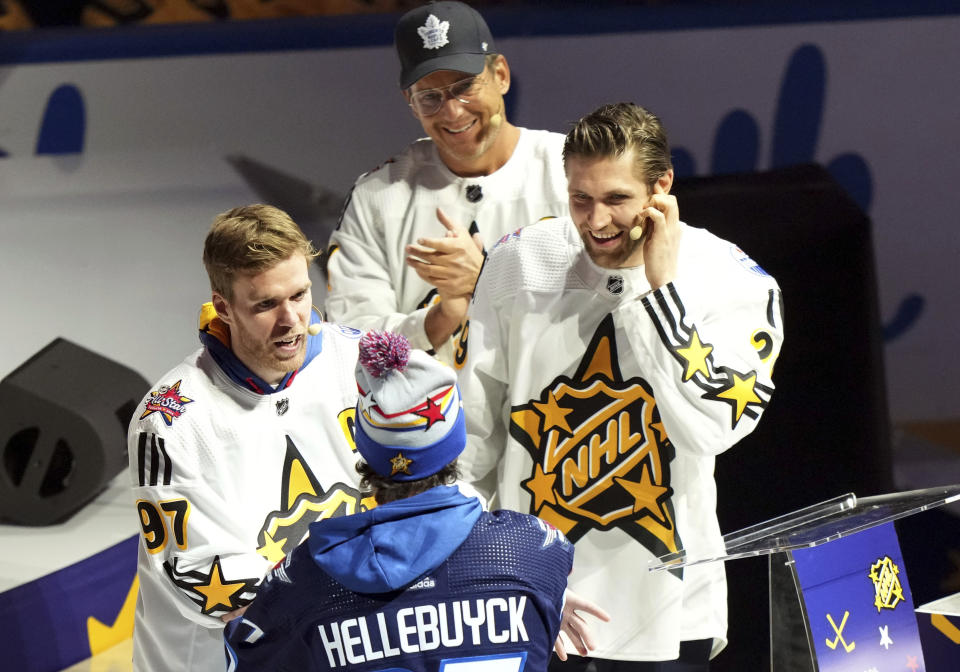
(408, 208), (485, 348)
(554, 589), (612, 660)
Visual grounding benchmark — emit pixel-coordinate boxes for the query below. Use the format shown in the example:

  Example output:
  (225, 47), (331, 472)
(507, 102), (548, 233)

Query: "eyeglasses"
(408, 74), (485, 117)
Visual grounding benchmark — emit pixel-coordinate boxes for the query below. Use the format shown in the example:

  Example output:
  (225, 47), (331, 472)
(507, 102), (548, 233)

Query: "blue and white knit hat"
(354, 331), (465, 481)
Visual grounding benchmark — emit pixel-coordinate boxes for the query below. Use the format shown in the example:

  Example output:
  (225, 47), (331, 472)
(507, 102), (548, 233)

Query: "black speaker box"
(673, 164), (893, 670)
(0, 338), (149, 526)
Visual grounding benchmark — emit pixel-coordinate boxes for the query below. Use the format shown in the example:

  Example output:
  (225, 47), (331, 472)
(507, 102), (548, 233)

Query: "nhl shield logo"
(276, 397), (289, 416)
(606, 275), (624, 295)
(510, 314), (680, 557)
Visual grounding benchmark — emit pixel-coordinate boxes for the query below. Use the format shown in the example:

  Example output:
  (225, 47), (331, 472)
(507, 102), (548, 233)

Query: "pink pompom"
(359, 331), (411, 378)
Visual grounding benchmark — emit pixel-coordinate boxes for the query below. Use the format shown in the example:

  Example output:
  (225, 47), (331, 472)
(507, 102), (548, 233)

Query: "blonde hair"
(202, 204), (318, 301)
(563, 102), (673, 187)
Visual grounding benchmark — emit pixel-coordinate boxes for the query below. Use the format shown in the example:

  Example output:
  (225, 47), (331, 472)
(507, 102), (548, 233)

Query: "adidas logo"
(408, 576), (436, 591)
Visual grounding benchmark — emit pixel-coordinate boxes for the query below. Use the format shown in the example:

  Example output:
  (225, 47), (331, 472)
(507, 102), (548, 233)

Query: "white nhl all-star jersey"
(458, 215), (784, 661)
(128, 321), (367, 672)
(326, 128), (568, 364)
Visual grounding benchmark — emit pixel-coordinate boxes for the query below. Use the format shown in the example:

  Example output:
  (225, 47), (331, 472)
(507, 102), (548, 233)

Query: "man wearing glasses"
(325, 0), (568, 365)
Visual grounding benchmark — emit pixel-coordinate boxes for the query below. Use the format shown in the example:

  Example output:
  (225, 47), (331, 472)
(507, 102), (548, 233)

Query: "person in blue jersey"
(225, 331), (597, 671)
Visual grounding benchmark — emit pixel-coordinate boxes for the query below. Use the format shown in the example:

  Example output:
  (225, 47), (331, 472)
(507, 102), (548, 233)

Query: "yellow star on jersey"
(256, 530), (289, 564)
(523, 463), (558, 512)
(533, 389), (574, 434)
(390, 452), (413, 476)
(715, 371), (762, 423)
(614, 467), (671, 525)
(676, 330), (713, 381)
(194, 557), (248, 614)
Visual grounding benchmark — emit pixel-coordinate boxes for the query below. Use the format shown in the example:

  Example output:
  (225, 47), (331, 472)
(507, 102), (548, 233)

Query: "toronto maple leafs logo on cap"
(418, 14), (450, 50)
(394, 1), (497, 89)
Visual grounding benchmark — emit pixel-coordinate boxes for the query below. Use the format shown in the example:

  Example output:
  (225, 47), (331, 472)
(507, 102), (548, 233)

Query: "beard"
(232, 321), (306, 383)
(580, 229), (642, 269)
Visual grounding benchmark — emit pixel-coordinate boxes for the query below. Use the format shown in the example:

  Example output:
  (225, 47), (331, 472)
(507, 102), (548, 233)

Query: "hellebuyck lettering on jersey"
(318, 596), (530, 668)
(509, 314), (680, 555)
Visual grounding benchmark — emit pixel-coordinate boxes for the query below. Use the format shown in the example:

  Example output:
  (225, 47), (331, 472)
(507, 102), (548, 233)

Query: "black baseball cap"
(395, 1), (496, 90)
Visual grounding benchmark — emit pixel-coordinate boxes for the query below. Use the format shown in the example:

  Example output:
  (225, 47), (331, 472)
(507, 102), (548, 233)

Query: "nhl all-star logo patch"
(140, 380), (193, 426)
(418, 14), (450, 50)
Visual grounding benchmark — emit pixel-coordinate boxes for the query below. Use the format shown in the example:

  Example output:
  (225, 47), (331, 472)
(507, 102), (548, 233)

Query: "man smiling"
(325, 0), (569, 363)
(128, 204), (365, 672)
(458, 103), (785, 670)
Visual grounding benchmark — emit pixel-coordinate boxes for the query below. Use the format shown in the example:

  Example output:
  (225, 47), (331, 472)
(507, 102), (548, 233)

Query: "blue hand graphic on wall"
(0, 83), (85, 157)
(673, 44), (922, 342)
(36, 84), (85, 154)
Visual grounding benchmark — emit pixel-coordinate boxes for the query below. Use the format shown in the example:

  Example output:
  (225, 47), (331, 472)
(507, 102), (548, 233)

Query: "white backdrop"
(1, 12), (958, 428)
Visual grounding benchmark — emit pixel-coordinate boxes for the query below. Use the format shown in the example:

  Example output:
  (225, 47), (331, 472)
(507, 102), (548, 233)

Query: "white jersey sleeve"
(129, 369), (270, 629)
(326, 160), (434, 350)
(617, 228), (784, 457)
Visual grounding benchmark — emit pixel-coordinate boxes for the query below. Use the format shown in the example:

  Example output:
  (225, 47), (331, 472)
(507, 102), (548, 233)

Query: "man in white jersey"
(325, 0), (568, 365)
(128, 205), (600, 671)
(128, 204), (366, 671)
(458, 103), (785, 671)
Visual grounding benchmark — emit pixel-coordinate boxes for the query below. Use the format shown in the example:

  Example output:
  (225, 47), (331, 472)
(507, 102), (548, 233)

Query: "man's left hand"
(636, 192), (681, 290)
(405, 208), (484, 300)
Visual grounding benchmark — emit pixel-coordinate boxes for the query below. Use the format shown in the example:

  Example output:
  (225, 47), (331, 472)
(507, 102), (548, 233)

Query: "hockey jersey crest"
(509, 313), (679, 557)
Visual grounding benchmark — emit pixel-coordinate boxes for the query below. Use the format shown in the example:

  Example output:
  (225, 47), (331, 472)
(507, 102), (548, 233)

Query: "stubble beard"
(581, 229), (640, 270)
(234, 323), (306, 383)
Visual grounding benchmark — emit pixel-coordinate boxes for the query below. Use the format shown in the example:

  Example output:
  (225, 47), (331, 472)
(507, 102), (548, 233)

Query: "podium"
(649, 485), (960, 671)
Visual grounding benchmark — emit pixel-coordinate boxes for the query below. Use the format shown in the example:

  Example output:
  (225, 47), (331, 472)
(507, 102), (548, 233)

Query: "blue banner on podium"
(793, 521), (925, 672)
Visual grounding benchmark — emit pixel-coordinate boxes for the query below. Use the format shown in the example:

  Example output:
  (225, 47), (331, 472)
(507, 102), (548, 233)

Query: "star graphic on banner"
(713, 371), (762, 423)
(614, 466), (671, 524)
(533, 389), (574, 434)
(878, 624), (893, 650)
(906, 655), (919, 672)
(390, 452), (413, 476)
(194, 557), (250, 614)
(413, 395), (445, 429)
(676, 330), (713, 381)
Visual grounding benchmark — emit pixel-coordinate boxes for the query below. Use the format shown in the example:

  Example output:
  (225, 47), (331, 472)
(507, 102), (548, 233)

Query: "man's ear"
(493, 54), (511, 94)
(654, 168), (674, 195)
(212, 293), (231, 325)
